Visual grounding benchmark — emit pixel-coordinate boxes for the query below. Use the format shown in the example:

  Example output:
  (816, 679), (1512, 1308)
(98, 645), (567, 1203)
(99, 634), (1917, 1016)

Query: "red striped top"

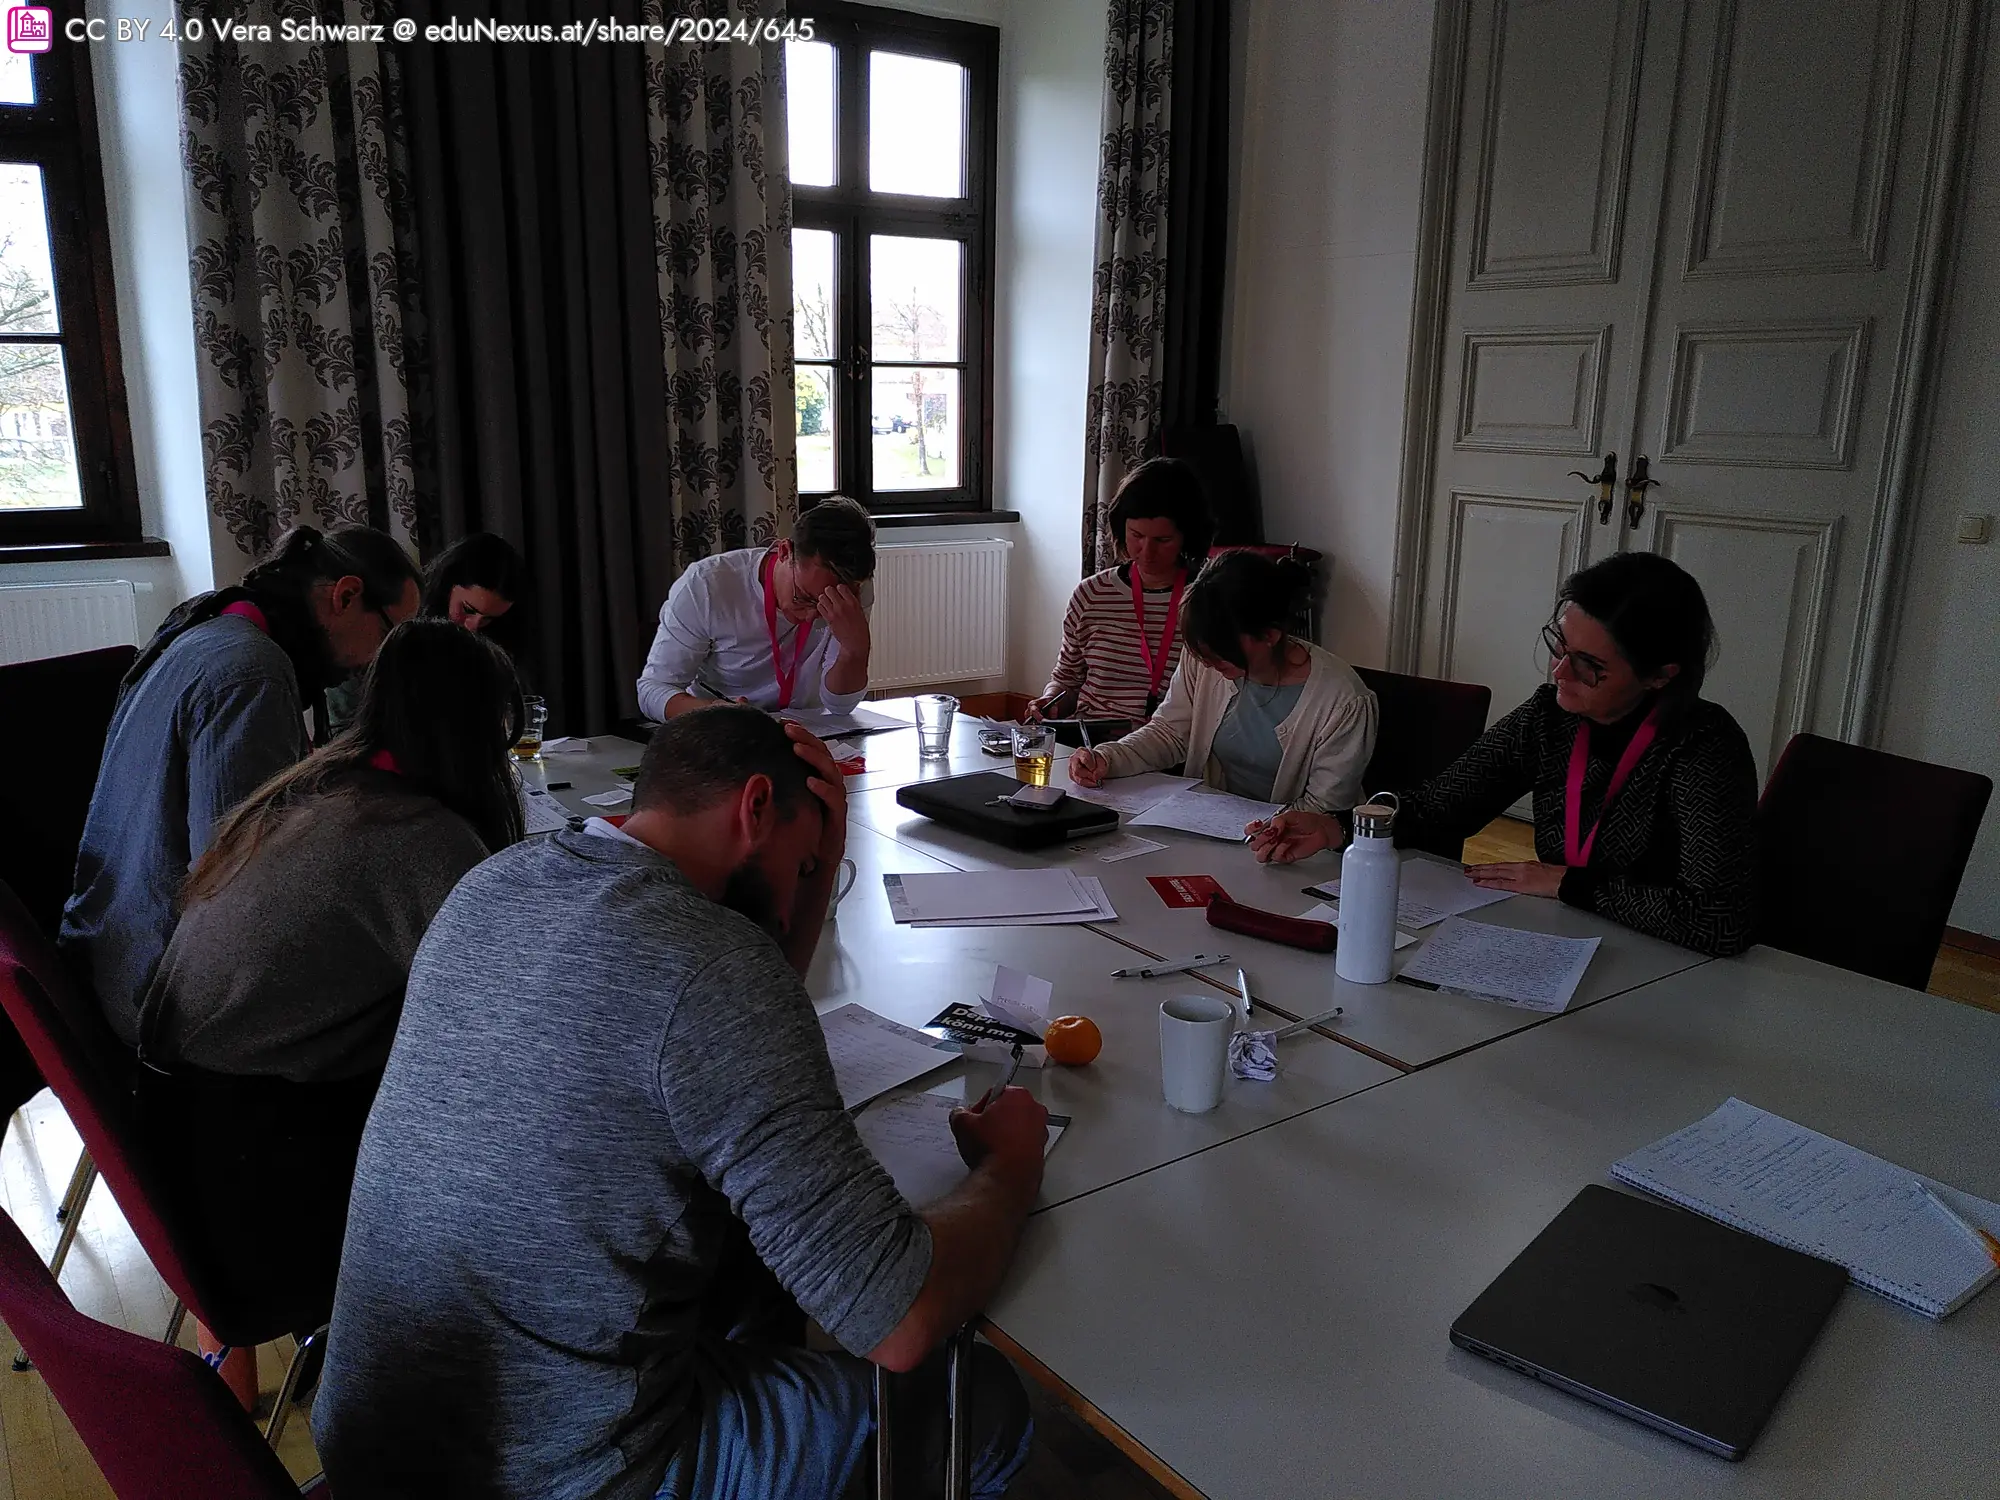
(1041, 566), (1186, 720)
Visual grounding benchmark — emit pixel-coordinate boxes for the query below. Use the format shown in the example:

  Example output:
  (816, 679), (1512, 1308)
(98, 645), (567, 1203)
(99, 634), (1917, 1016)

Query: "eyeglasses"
(1540, 622), (1609, 687)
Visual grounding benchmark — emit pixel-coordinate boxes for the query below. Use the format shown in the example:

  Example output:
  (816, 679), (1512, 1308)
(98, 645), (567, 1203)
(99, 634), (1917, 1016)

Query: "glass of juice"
(514, 695), (547, 760)
(1012, 721), (1054, 786)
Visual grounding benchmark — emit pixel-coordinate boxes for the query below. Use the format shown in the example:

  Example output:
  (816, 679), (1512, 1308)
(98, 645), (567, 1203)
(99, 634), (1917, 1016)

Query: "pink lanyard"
(761, 550), (811, 710)
(1564, 704), (1662, 868)
(1130, 566), (1185, 710)
(220, 599), (268, 633)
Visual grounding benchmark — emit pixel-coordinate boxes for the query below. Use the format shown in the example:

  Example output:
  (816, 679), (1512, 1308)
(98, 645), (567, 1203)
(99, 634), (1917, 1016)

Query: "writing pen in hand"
(975, 1042), (1026, 1109)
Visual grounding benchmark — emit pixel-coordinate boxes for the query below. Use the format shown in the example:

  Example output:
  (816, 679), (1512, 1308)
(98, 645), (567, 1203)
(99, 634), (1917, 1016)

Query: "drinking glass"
(1012, 721), (1055, 786)
(514, 695), (547, 761)
(914, 694), (958, 759)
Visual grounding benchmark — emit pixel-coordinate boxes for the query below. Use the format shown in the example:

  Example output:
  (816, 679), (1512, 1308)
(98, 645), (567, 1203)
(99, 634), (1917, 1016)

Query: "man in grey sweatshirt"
(314, 707), (1047, 1499)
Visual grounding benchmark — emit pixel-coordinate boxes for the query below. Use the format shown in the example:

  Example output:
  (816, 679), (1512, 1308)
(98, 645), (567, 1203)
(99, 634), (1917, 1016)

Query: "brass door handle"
(1626, 454), (1659, 529)
(1569, 453), (1619, 525)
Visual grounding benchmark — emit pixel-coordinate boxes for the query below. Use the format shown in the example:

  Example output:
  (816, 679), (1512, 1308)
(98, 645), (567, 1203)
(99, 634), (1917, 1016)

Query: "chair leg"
(264, 1326), (328, 1447)
(12, 1163), (100, 1371)
(872, 1361), (895, 1500)
(54, 1150), (95, 1224)
(944, 1326), (974, 1500)
(163, 1298), (188, 1348)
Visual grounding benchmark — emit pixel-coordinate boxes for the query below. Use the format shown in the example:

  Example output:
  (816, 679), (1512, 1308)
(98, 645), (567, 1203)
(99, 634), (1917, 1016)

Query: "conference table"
(527, 705), (2000, 1498)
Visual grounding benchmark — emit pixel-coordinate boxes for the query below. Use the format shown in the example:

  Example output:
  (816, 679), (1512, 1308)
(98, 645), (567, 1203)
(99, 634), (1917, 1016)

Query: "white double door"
(1412, 0), (1971, 783)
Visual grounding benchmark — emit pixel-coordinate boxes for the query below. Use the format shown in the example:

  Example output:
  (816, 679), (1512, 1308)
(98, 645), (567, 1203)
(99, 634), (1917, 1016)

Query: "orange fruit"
(1043, 1015), (1102, 1066)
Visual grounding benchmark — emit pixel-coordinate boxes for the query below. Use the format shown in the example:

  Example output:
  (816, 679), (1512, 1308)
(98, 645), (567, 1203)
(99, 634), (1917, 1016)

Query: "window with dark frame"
(0, 24), (140, 549)
(787, 2), (997, 517)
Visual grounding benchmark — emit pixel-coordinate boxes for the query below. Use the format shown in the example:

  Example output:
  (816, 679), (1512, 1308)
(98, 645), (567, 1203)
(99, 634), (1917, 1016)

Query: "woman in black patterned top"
(1251, 553), (1758, 956)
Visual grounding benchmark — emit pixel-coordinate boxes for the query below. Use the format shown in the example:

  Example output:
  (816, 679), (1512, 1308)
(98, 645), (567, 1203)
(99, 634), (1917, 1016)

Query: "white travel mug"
(1159, 995), (1234, 1113)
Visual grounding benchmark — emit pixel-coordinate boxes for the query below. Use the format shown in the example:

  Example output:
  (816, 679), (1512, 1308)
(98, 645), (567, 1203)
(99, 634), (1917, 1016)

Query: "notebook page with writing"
(1395, 918), (1598, 1011)
(818, 1004), (955, 1111)
(857, 1089), (1069, 1208)
(1129, 787), (1283, 842)
(1611, 1098), (2000, 1319)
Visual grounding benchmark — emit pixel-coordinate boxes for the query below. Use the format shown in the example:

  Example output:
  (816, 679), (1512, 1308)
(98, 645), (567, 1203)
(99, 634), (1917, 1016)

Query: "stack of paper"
(857, 1090), (1071, 1207)
(883, 870), (1116, 927)
(519, 784), (571, 834)
(1310, 856), (1510, 929)
(1129, 786), (1283, 842)
(1613, 1099), (2000, 1319)
(1395, 917), (1599, 1012)
(818, 1004), (955, 1110)
(778, 704), (906, 739)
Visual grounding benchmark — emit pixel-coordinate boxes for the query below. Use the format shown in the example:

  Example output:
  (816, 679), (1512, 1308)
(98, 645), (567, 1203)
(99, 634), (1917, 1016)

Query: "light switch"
(1956, 515), (1991, 544)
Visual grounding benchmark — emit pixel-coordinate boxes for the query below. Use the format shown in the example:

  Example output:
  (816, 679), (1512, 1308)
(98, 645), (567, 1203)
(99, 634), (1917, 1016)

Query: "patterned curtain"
(179, 0), (425, 564)
(1081, 0), (1174, 574)
(643, 0), (797, 571)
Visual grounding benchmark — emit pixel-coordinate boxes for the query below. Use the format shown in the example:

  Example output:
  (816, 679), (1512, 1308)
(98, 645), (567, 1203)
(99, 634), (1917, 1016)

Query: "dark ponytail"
(241, 525), (421, 694)
(1179, 549), (1312, 670)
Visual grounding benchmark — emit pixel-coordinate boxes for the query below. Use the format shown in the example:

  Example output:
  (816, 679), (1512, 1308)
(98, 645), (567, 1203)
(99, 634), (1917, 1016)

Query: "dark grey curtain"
(1159, 0), (1230, 434)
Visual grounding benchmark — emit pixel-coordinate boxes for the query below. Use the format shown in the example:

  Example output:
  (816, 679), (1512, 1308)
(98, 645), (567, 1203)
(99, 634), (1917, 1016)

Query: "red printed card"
(1147, 874), (1231, 909)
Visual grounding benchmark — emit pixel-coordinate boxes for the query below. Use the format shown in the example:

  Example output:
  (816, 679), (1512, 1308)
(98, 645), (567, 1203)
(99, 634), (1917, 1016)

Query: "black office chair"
(1352, 666), (1493, 860)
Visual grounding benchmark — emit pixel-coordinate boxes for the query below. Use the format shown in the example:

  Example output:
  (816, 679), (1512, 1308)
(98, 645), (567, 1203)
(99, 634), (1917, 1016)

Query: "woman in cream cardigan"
(1068, 550), (1377, 859)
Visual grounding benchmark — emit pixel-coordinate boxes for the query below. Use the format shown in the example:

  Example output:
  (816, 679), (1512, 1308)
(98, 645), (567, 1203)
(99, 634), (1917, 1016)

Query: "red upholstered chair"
(0, 1206), (326, 1497)
(1352, 667), (1494, 861)
(1757, 734), (1992, 990)
(0, 881), (329, 1444)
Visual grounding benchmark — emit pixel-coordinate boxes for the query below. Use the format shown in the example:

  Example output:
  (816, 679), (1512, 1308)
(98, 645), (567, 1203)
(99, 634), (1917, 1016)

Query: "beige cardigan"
(1095, 640), (1379, 812)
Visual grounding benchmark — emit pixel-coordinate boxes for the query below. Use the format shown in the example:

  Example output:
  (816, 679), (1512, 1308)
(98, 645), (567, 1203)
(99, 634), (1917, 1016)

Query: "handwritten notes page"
(1130, 787), (1284, 843)
(1068, 772), (1199, 818)
(856, 1090), (1070, 1208)
(1612, 1098), (2000, 1318)
(519, 785), (571, 834)
(1312, 856), (1510, 930)
(1395, 917), (1599, 1012)
(818, 1004), (955, 1111)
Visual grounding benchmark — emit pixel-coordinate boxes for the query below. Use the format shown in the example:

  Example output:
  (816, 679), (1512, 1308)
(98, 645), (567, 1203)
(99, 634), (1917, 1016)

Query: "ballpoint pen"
(1110, 953), (1230, 979)
(1234, 967), (1255, 1022)
(977, 1042), (1026, 1108)
(1274, 1006), (1345, 1040)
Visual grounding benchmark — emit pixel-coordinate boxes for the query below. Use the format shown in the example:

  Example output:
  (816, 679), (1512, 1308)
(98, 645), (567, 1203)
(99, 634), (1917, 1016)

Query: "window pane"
(0, 343), (83, 511)
(787, 41), (835, 187)
(0, 52), (34, 107)
(870, 237), (960, 363)
(869, 53), (965, 197)
(872, 368), (959, 491)
(0, 164), (60, 334)
(796, 366), (836, 493)
(792, 228), (836, 362)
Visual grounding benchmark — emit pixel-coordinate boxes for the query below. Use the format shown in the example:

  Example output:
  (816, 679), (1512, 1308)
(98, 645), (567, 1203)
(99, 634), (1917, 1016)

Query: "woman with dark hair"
(1029, 457), (1216, 735)
(421, 531), (528, 650)
(1251, 552), (1759, 955)
(1069, 550), (1377, 827)
(63, 524), (422, 1043)
(132, 617), (525, 1367)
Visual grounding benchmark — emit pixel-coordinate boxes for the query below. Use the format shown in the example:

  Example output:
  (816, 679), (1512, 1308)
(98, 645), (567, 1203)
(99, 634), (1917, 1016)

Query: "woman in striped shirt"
(1029, 458), (1214, 735)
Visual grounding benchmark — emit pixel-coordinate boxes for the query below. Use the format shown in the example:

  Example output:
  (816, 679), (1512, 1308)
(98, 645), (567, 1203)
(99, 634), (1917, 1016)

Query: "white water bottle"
(1333, 797), (1401, 984)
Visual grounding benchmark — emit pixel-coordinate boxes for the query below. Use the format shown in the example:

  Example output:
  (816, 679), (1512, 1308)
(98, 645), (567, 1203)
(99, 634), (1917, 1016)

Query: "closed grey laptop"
(1451, 1185), (1848, 1460)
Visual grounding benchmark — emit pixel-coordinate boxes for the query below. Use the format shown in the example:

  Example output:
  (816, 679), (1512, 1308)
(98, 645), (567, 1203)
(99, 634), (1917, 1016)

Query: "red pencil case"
(1206, 895), (1338, 952)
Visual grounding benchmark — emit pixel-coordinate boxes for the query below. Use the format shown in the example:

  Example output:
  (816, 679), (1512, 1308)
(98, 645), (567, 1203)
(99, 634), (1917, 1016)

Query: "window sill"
(0, 538), (172, 565)
(872, 510), (1020, 529)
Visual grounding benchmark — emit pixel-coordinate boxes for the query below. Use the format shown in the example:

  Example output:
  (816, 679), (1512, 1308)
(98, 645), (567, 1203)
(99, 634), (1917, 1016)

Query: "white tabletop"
(839, 699), (1066, 791)
(520, 734), (648, 817)
(817, 822), (1399, 1210)
(986, 946), (2000, 1498)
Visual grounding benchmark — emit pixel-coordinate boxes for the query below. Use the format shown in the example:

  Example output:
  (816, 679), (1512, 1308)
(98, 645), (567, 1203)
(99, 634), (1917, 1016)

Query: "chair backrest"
(0, 881), (210, 1321)
(0, 645), (136, 938)
(0, 1206), (303, 1500)
(1757, 734), (1992, 990)
(1352, 667), (1494, 861)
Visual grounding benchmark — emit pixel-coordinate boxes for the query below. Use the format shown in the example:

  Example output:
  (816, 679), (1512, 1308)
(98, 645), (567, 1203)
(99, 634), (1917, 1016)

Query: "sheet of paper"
(982, 965), (1053, 1035)
(1395, 917), (1599, 1012)
(1310, 855), (1512, 929)
(818, 1004), (955, 1111)
(538, 736), (594, 754)
(581, 788), (632, 808)
(519, 785), (570, 834)
(1612, 1098), (2000, 1318)
(857, 1089), (1069, 1207)
(778, 704), (906, 739)
(1065, 831), (1166, 863)
(1129, 786), (1283, 843)
(1068, 772), (1199, 817)
(1299, 901), (1416, 950)
(908, 876), (1117, 928)
(884, 869), (1095, 924)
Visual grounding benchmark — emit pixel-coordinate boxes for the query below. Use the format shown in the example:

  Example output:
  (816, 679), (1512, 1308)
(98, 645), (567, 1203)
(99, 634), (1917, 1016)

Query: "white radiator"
(869, 539), (1011, 689)
(0, 581), (140, 666)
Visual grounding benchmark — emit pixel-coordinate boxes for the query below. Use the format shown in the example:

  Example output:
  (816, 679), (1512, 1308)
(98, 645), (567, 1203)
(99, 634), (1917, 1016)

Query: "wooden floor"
(3, 816), (1994, 1494)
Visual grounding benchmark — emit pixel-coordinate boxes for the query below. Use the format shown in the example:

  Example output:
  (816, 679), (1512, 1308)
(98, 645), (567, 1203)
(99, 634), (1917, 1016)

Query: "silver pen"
(978, 1041), (1026, 1108)
(1275, 1006), (1346, 1040)
(1110, 952), (1230, 979)
(1235, 967), (1254, 1022)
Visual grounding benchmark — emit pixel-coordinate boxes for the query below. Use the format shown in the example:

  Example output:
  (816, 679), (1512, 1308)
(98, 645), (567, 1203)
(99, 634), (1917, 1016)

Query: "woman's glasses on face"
(1540, 622), (1609, 687)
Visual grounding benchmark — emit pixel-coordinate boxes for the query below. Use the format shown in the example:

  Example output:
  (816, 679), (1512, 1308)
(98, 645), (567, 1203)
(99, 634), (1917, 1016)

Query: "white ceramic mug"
(1159, 995), (1234, 1113)
(825, 857), (858, 920)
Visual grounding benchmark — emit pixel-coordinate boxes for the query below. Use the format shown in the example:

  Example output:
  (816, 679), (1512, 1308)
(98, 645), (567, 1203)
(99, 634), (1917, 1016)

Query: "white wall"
(1883, 30), (2000, 939)
(5, 2), (212, 639)
(1220, 0), (1438, 669)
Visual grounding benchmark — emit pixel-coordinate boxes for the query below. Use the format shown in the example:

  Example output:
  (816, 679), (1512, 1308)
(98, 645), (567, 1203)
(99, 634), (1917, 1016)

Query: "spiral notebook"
(1611, 1098), (2000, 1320)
